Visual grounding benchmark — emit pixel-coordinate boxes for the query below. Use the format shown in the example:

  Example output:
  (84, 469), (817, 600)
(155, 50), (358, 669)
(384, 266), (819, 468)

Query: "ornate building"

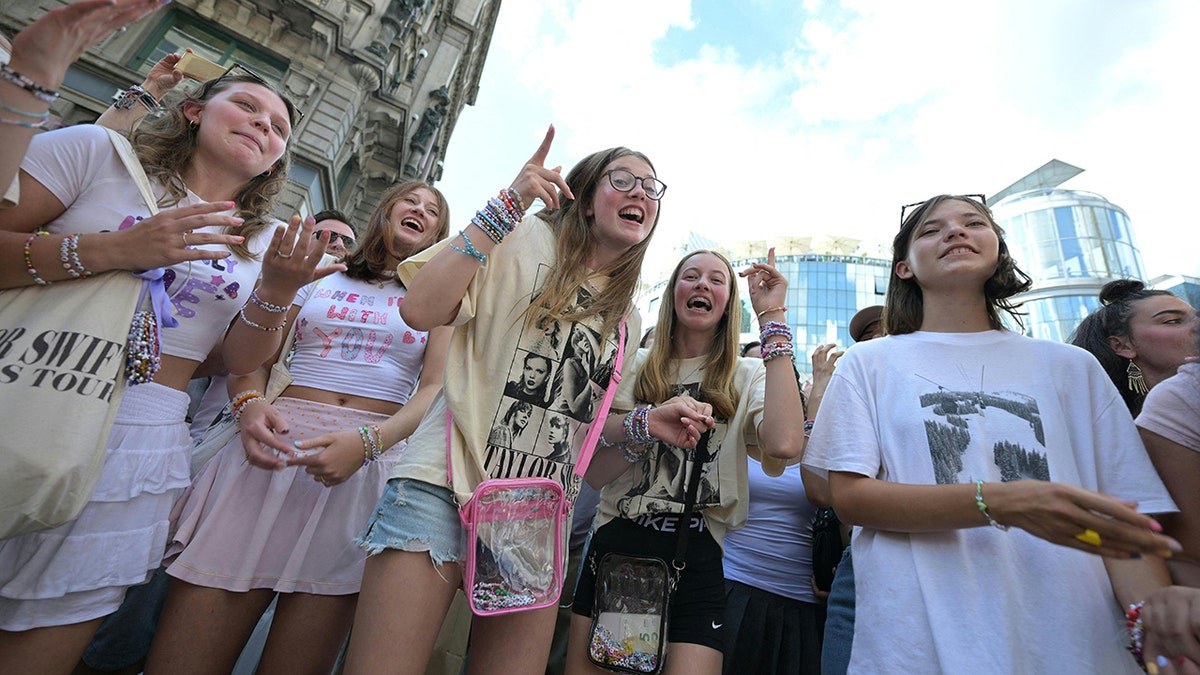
(1, 0), (501, 228)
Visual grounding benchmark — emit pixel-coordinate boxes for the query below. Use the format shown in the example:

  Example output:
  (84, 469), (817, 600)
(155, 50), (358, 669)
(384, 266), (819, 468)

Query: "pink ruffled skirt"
(166, 397), (403, 595)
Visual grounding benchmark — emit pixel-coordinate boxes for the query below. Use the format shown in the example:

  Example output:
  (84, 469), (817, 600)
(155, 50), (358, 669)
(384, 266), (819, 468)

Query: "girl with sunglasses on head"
(0, 62), (333, 673)
(802, 195), (1179, 673)
(144, 181), (451, 674)
(342, 128), (709, 675)
(564, 248), (806, 675)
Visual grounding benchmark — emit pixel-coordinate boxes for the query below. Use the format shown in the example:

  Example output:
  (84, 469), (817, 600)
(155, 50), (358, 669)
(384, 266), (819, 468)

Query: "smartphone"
(175, 51), (226, 82)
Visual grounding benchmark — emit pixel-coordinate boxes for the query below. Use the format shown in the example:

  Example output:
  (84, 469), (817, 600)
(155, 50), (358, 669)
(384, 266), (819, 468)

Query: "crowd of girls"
(4, 5), (1200, 675)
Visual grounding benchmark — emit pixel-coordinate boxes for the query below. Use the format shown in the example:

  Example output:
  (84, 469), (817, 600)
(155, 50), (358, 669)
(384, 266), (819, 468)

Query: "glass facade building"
(639, 252), (891, 378)
(992, 189), (1147, 342)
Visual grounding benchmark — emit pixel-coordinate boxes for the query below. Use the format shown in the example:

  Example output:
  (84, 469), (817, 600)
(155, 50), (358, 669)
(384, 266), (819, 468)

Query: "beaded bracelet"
(450, 229), (487, 264)
(59, 234), (93, 278)
(359, 424), (384, 465)
(0, 99), (49, 120)
(230, 389), (267, 413)
(237, 307), (286, 332)
(125, 310), (161, 384)
(501, 187), (526, 215)
(233, 396), (268, 427)
(974, 480), (1009, 531)
(756, 305), (786, 318)
(621, 441), (653, 462)
(0, 63), (59, 103)
(471, 209), (506, 245)
(248, 289), (290, 313)
(487, 195), (520, 231)
(759, 320), (792, 342)
(1125, 601), (1145, 666)
(23, 230), (50, 285)
(760, 340), (794, 363)
(623, 405), (656, 446)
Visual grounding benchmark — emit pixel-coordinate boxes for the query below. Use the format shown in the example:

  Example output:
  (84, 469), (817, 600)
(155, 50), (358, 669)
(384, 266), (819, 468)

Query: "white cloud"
(439, 0), (1200, 287)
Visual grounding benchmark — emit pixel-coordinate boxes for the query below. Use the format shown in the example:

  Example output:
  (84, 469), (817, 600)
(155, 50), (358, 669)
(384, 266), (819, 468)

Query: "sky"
(436, 0), (1199, 287)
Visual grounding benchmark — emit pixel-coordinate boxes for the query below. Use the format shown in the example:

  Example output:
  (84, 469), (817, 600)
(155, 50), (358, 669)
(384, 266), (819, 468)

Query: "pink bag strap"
(445, 317), (628, 489)
(574, 317), (626, 478)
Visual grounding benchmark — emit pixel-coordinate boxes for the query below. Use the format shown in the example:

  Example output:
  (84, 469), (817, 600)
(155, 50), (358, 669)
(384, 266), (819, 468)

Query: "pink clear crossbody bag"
(449, 320), (626, 616)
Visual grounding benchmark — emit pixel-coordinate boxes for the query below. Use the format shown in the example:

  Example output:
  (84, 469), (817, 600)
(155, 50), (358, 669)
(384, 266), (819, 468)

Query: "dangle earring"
(1126, 361), (1149, 395)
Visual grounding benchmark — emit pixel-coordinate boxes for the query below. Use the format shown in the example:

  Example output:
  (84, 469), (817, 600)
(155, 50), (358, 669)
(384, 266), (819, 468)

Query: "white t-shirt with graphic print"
(802, 330), (1175, 674)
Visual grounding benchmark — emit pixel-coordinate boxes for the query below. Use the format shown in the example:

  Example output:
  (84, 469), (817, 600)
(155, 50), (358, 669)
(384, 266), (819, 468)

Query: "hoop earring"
(1126, 361), (1149, 395)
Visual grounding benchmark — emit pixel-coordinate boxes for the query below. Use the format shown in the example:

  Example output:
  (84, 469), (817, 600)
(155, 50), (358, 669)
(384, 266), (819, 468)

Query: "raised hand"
(257, 215), (345, 303)
(810, 343), (844, 389)
(7, 0), (166, 92)
(740, 246), (787, 317)
(509, 125), (574, 212)
(112, 201), (244, 269)
(142, 50), (186, 98)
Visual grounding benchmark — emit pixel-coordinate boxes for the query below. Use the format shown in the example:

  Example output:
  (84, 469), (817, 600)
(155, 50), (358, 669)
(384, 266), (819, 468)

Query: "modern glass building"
(638, 245), (891, 378)
(992, 188), (1147, 342)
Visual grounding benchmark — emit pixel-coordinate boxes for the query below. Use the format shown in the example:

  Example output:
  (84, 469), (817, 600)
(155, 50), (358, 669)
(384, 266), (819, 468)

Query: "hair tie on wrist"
(756, 305), (786, 318)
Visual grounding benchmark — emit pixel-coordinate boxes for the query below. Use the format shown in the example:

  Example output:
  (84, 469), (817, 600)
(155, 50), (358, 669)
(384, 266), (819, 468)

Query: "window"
(128, 10), (288, 81)
(289, 160), (328, 218)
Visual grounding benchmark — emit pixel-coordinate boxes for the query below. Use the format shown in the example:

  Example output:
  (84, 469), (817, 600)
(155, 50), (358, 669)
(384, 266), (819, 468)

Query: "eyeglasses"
(210, 62), (304, 122)
(316, 231), (356, 247)
(604, 169), (667, 200)
(900, 194), (987, 226)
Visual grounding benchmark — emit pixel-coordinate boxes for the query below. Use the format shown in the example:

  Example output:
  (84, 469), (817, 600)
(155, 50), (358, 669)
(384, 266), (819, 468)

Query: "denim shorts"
(355, 478), (467, 566)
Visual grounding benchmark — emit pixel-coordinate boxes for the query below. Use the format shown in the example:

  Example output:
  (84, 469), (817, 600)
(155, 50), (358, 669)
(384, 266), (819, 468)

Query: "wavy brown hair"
(345, 181), (450, 283)
(635, 250), (739, 420)
(529, 147), (661, 338)
(130, 75), (300, 260)
(884, 195), (1032, 335)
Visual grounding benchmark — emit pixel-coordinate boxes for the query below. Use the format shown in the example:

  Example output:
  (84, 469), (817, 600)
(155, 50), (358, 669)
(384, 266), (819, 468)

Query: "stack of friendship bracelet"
(0, 98), (51, 129)
(758, 320), (794, 363)
(359, 424), (383, 466)
(23, 230), (50, 285)
(450, 188), (526, 264)
(59, 234), (94, 279)
(126, 308), (162, 384)
(237, 289), (289, 331)
(618, 405), (657, 462)
(231, 389), (268, 428)
(111, 84), (161, 115)
(0, 63), (59, 103)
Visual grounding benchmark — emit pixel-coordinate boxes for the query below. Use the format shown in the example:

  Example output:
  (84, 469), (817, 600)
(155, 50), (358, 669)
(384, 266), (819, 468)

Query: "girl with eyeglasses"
(145, 181), (451, 674)
(564, 248), (806, 675)
(342, 128), (710, 675)
(801, 194), (1179, 673)
(0, 59), (331, 673)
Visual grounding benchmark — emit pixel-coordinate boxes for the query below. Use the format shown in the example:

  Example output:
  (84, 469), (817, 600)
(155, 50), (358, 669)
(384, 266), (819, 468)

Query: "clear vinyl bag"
(460, 477), (568, 616)
(587, 552), (671, 674)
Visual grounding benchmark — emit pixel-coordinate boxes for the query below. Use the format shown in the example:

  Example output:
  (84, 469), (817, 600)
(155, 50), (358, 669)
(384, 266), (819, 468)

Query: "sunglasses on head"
(209, 62), (304, 122)
(900, 194), (987, 226)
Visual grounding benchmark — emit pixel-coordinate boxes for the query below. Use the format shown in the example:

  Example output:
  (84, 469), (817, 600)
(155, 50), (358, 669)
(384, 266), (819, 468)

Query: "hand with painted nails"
(112, 200), (246, 269)
(257, 215), (345, 305)
(237, 399), (293, 470)
(984, 480), (1182, 559)
(649, 395), (715, 449)
(1142, 586), (1200, 675)
(740, 246), (787, 317)
(509, 125), (574, 212)
(6, 0), (166, 94)
(288, 429), (371, 487)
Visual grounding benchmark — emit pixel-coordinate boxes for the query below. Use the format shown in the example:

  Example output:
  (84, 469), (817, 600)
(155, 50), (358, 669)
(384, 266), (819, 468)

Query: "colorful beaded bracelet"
(974, 480), (1009, 531)
(237, 307), (286, 331)
(23, 230), (50, 285)
(450, 229), (487, 264)
(0, 63), (59, 103)
(248, 289), (290, 313)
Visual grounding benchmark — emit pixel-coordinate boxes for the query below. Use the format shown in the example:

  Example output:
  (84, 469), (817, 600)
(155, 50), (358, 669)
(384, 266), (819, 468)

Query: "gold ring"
(182, 231), (190, 247)
(1075, 528), (1102, 547)
(276, 251), (293, 259)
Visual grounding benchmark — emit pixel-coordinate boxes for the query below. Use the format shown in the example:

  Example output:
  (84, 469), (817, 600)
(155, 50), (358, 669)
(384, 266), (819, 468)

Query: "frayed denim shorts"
(355, 478), (467, 566)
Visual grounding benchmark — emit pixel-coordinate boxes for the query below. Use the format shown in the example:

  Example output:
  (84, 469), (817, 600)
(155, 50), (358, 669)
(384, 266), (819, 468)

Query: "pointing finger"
(528, 124), (556, 168)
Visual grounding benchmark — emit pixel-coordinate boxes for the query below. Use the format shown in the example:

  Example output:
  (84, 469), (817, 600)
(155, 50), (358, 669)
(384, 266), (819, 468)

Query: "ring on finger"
(182, 231), (191, 247)
(1075, 528), (1102, 547)
(276, 250), (294, 259)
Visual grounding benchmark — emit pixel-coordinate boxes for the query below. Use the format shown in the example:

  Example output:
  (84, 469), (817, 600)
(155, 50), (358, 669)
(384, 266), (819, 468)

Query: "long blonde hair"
(131, 75), (299, 260)
(529, 147), (660, 337)
(635, 250), (739, 420)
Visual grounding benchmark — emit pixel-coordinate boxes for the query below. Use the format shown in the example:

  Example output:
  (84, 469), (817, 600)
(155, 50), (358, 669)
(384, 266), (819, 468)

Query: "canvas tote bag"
(0, 129), (160, 538)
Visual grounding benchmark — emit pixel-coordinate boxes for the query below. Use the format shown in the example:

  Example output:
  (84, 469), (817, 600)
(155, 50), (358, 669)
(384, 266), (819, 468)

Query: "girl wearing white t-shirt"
(566, 249), (807, 675)
(802, 194), (1180, 673)
(342, 129), (711, 675)
(145, 181), (452, 673)
(0, 71), (327, 673)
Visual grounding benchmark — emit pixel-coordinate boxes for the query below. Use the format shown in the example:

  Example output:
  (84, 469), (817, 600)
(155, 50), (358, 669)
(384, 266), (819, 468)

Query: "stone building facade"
(0, 0), (501, 229)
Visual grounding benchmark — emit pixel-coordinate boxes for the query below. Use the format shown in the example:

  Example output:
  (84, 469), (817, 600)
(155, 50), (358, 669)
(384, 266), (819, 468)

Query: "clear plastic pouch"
(460, 477), (568, 616)
(587, 552), (670, 674)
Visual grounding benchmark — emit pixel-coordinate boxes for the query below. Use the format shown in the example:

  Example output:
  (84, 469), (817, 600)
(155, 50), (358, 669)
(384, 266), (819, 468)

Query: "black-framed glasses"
(604, 169), (667, 200)
(211, 62), (304, 123)
(900, 194), (987, 226)
(316, 231), (356, 247)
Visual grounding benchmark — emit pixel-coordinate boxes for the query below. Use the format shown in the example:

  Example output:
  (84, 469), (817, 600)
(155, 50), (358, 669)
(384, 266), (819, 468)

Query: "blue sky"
(436, 0), (1199, 285)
